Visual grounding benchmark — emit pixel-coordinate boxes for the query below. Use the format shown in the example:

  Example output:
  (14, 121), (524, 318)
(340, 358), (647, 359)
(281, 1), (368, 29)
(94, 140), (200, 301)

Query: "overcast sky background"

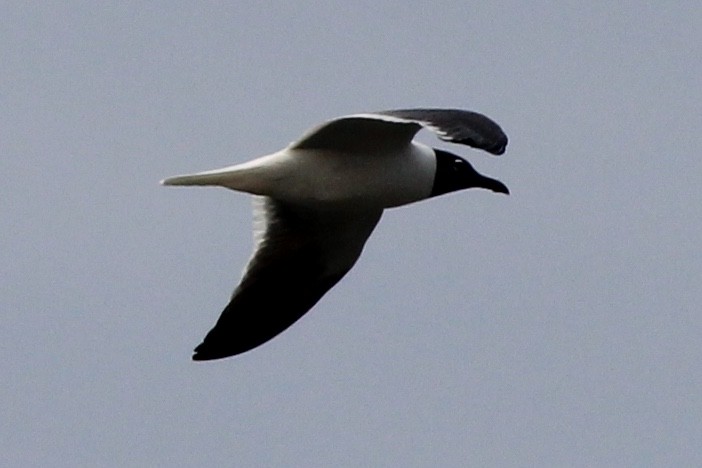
(3, 2), (701, 466)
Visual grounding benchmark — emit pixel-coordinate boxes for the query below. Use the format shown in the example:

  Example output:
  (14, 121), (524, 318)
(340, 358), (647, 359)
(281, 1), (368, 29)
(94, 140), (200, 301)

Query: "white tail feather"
(159, 158), (275, 194)
(160, 163), (248, 187)
(161, 173), (222, 186)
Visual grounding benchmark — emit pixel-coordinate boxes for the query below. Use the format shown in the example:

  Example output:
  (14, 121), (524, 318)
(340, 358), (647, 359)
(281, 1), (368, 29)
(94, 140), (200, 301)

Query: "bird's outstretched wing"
(290, 108), (507, 155)
(377, 109), (508, 155)
(192, 197), (382, 360)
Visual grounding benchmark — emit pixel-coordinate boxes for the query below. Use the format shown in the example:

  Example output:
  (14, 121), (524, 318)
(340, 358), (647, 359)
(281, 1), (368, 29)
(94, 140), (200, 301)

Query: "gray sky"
(3, 1), (701, 466)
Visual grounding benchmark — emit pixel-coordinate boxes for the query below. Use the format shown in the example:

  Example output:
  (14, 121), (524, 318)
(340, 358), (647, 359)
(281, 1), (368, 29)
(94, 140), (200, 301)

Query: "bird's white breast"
(256, 142), (437, 208)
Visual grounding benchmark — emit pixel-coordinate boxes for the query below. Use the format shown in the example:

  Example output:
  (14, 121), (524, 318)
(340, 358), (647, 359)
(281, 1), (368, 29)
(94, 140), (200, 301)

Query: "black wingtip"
(457, 135), (507, 156)
(193, 349), (238, 362)
(491, 138), (508, 156)
(191, 335), (262, 361)
(191, 342), (236, 361)
(191, 348), (211, 361)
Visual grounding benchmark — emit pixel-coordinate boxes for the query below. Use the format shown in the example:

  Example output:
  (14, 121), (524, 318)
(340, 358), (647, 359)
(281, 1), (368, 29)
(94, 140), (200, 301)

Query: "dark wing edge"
(192, 199), (382, 361)
(377, 108), (508, 155)
(288, 114), (422, 152)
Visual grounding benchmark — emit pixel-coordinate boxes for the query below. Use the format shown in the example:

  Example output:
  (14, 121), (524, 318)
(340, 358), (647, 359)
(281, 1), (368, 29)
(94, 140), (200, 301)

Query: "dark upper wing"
(289, 115), (422, 152)
(290, 108), (507, 155)
(377, 109), (508, 155)
(192, 198), (382, 360)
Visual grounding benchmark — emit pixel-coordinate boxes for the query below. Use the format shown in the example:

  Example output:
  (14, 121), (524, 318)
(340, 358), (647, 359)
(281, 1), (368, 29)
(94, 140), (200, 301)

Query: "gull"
(162, 108), (509, 360)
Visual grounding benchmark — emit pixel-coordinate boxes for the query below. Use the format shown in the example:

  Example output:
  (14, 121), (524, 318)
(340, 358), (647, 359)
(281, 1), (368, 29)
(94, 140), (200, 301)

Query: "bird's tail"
(160, 166), (241, 187)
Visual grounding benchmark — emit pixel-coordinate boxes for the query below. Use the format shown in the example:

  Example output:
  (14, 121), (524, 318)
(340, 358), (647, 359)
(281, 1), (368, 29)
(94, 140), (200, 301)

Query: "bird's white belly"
(263, 143), (436, 208)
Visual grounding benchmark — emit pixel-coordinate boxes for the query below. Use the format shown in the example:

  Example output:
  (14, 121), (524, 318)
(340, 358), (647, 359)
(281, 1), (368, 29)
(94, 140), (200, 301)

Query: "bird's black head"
(430, 149), (509, 197)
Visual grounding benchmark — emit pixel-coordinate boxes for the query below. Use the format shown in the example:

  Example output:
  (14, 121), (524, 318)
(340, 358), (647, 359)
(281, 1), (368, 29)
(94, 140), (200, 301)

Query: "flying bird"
(162, 108), (509, 360)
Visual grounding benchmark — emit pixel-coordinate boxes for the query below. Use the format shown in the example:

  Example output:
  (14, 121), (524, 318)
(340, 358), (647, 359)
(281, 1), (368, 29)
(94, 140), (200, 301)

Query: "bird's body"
(165, 142), (436, 208)
(162, 108), (509, 360)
